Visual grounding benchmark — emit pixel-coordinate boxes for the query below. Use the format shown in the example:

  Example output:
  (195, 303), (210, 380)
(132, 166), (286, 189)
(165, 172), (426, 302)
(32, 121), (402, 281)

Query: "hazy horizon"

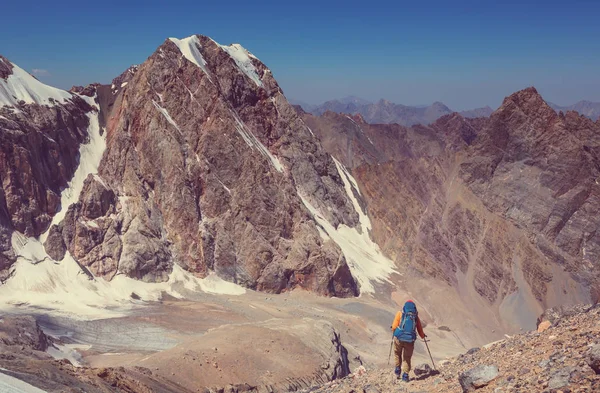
(2, 0), (599, 111)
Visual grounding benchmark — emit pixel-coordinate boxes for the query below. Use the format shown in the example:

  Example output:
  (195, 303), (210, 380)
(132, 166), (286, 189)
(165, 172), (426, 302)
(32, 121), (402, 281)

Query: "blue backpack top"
(394, 301), (418, 343)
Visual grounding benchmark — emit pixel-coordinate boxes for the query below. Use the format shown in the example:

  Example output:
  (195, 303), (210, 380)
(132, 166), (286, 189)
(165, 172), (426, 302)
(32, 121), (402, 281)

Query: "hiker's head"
(403, 300), (417, 314)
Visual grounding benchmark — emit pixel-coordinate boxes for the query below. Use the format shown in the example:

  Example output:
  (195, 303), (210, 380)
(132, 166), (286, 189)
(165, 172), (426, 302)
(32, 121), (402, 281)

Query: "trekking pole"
(387, 333), (394, 365)
(423, 338), (436, 370)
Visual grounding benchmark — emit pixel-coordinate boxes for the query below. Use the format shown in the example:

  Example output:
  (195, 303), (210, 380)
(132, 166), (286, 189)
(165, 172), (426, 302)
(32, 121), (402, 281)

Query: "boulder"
(548, 367), (574, 389)
(414, 363), (433, 377)
(458, 365), (499, 392)
(413, 363), (439, 380)
(44, 225), (66, 261)
(537, 320), (552, 333)
(466, 347), (481, 355)
(588, 344), (600, 374)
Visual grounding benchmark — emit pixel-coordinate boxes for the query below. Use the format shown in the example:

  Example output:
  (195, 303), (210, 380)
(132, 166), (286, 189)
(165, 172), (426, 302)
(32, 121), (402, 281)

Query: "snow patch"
(298, 157), (396, 293)
(47, 342), (86, 367)
(76, 92), (97, 109)
(335, 156), (361, 196)
(345, 115), (374, 145)
(216, 178), (231, 194)
(168, 36), (211, 80)
(219, 43), (263, 87)
(0, 235), (246, 320)
(232, 112), (283, 172)
(120, 82), (128, 88)
(0, 62), (71, 108)
(152, 100), (181, 134)
(0, 370), (47, 393)
(40, 109), (105, 242)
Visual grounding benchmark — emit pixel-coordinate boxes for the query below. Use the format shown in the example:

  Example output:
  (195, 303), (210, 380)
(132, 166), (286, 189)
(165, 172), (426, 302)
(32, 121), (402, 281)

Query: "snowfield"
(1, 237), (245, 320)
(0, 370), (47, 393)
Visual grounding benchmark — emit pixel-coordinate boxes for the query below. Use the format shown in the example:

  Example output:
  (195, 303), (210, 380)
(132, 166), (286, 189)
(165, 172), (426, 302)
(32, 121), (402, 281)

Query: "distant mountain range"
(292, 96), (600, 126)
(289, 97), (494, 126)
(548, 101), (600, 120)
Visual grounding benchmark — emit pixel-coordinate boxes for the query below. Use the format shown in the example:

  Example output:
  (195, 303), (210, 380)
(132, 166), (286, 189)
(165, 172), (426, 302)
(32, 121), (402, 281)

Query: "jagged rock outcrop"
(43, 35), (360, 295)
(0, 55), (94, 279)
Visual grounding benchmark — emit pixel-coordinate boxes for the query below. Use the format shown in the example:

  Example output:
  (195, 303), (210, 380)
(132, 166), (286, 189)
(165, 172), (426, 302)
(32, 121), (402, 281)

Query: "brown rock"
(538, 321), (552, 333)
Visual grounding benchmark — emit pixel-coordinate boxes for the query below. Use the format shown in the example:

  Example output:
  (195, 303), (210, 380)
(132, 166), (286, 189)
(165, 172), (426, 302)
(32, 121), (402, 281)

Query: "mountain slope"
(303, 87), (600, 336)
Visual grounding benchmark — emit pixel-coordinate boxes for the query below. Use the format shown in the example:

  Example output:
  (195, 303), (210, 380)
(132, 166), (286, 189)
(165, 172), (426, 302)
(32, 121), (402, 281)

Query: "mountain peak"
(339, 96), (371, 105)
(167, 34), (265, 88)
(506, 86), (542, 102)
(498, 86), (553, 117)
(429, 101), (452, 112)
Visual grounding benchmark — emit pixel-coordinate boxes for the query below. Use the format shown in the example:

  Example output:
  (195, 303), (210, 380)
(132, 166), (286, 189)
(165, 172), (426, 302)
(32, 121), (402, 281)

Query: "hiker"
(391, 300), (426, 382)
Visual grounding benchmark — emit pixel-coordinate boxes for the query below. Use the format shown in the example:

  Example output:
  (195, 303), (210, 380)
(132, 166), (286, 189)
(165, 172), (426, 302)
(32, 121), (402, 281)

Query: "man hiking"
(391, 300), (426, 382)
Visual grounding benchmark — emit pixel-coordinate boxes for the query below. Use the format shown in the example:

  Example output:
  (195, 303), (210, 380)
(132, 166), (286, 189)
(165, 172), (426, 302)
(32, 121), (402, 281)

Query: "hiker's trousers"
(393, 337), (414, 373)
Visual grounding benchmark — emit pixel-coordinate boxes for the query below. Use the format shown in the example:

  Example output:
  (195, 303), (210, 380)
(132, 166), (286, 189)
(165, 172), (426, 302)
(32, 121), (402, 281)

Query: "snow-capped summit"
(169, 34), (266, 87)
(0, 55), (72, 108)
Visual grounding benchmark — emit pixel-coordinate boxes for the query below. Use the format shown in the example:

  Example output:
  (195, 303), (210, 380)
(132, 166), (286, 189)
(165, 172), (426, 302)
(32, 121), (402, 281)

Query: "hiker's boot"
(402, 372), (410, 382)
(394, 366), (401, 378)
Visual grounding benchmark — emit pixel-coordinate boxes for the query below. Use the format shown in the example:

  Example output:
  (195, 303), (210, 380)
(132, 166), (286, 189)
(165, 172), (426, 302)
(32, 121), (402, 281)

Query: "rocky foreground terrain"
(300, 304), (600, 393)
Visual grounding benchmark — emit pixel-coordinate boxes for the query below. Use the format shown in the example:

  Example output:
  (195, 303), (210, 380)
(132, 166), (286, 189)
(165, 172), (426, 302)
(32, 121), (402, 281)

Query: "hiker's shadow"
(413, 369), (440, 381)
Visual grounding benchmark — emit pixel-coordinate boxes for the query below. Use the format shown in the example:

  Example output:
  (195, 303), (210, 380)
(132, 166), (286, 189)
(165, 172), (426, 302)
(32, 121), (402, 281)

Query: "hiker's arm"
(417, 316), (426, 339)
(391, 311), (402, 331)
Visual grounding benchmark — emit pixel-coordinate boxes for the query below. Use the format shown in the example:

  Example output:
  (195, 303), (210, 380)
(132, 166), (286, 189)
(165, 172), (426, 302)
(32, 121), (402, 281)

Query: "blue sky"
(2, 0), (599, 110)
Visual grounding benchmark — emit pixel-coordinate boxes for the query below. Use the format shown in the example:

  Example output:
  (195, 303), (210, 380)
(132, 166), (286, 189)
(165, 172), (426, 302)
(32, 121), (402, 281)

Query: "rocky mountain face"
(0, 55), (94, 280)
(550, 100), (600, 121)
(305, 98), (494, 126)
(36, 35), (366, 296)
(303, 87), (600, 331)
